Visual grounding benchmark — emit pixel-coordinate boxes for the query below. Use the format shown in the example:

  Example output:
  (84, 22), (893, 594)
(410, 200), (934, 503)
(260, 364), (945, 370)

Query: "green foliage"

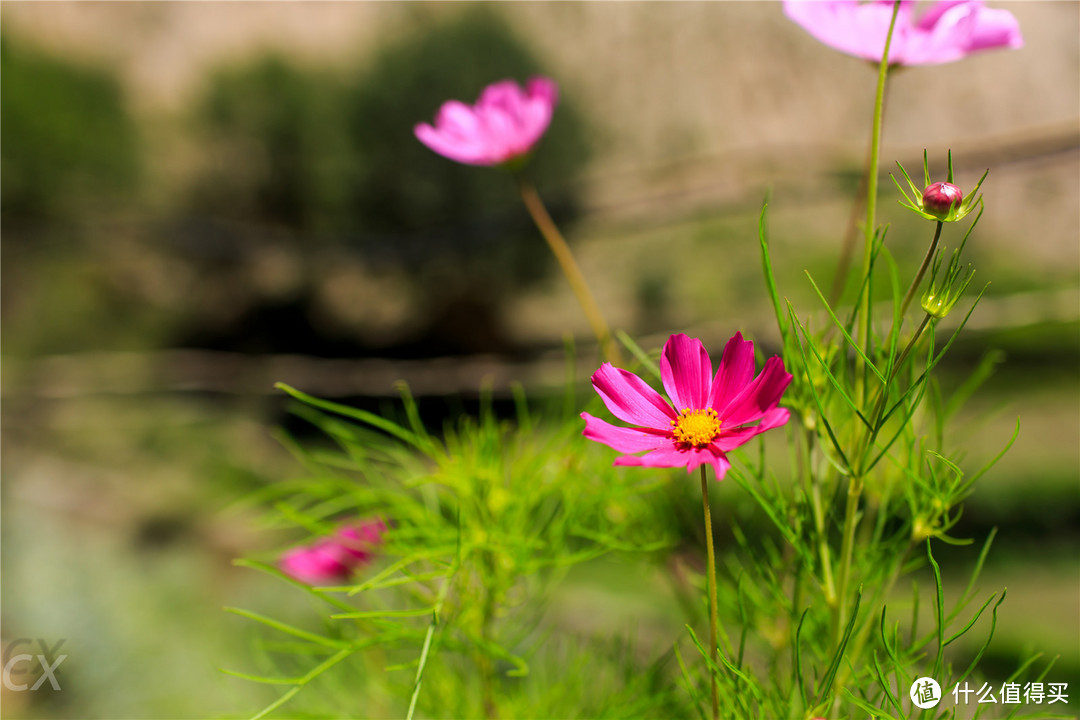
(229, 382), (676, 718)
(744, 185), (1043, 716)
(0, 34), (140, 233)
(232, 192), (1032, 717)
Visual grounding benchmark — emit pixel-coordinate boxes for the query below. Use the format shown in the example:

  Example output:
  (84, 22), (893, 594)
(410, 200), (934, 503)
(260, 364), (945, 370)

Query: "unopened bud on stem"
(892, 150), (986, 223)
(921, 182), (963, 220)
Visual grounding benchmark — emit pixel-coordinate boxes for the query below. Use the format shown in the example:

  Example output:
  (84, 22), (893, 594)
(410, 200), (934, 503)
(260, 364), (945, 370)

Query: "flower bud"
(920, 290), (951, 319)
(894, 151), (986, 223)
(921, 182), (963, 220)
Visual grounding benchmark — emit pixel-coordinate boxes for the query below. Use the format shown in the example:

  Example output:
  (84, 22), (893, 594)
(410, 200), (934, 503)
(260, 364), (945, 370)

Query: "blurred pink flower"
(582, 333), (792, 479)
(414, 77), (559, 166)
(783, 0), (1022, 66)
(279, 519), (387, 585)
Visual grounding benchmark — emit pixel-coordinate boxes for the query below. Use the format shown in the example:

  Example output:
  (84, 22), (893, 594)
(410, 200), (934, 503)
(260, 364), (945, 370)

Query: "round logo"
(910, 677), (942, 709)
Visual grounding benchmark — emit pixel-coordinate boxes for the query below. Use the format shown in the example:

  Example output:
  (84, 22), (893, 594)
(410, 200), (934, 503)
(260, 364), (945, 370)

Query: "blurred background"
(1, 2), (1077, 717)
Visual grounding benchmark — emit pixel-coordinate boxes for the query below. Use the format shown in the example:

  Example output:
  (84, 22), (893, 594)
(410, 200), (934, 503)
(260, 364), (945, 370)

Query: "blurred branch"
(4, 287), (1075, 400)
(569, 121), (1079, 227)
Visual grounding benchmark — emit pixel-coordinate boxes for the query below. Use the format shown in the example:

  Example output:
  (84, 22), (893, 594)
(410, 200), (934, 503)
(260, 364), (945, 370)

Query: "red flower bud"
(921, 182), (963, 220)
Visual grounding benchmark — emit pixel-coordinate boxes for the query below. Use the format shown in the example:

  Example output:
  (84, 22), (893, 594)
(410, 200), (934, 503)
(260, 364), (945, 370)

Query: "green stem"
(515, 176), (621, 365)
(839, 0), (902, 655)
(828, 76), (891, 307)
(805, 433), (836, 606)
(700, 465), (720, 720)
(900, 221), (944, 320)
(832, 474), (863, 650)
(833, 541), (915, 692)
(857, 0), (903, 403)
(478, 551), (499, 719)
(859, 312), (933, 467)
(811, 473), (837, 606)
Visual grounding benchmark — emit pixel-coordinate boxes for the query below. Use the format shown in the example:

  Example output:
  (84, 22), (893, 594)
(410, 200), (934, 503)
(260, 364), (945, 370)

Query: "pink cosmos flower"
(783, 0), (1022, 66)
(278, 519), (387, 585)
(581, 333), (792, 479)
(414, 77), (559, 166)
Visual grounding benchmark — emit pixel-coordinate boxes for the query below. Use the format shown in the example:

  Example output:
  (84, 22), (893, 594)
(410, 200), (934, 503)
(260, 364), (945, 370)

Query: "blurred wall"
(3, 2), (1076, 165)
(2, 1), (1076, 358)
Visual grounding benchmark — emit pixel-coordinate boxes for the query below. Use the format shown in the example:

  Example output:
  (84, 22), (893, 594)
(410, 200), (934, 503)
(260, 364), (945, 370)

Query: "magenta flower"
(278, 519), (386, 585)
(581, 333), (792, 479)
(414, 77), (558, 166)
(783, 0), (1022, 66)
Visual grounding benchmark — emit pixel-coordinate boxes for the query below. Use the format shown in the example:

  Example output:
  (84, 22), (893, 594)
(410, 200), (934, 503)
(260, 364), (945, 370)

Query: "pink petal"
(708, 332), (756, 415)
(434, 100), (482, 138)
(916, 0), (971, 30)
(784, 0), (910, 63)
(615, 442), (731, 478)
(905, 2), (981, 64)
(477, 104), (518, 161)
(582, 412), (670, 453)
(279, 544), (351, 585)
(336, 520), (386, 562)
(414, 122), (495, 166)
(513, 103), (553, 156)
(613, 442), (691, 468)
(715, 407), (791, 452)
(516, 78), (558, 147)
(416, 79), (557, 167)
(476, 81), (545, 162)
(720, 356), (793, 427)
(527, 76), (559, 108)
(785, 0), (1021, 66)
(591, 363), (676, 429)
(477, 80), (529, 120)
(961, 6), (1022, 52)
(661, 334), (713, 411)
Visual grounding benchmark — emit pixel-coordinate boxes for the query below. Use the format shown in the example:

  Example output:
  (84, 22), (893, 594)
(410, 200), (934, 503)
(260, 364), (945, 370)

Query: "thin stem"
(838, 0), (902, 655)
(833, 541), (915, 692)
(802, 430), (836, 606)
(900, 221), (944, 320)
(857, 0), (902, 402)
(515, 176), (621, 365)
(859, 312), (933, 466)
(811, 471), (837, 606)
(477, 550), (499, 719)
(832, 474), (862, 650)
(700, 465), (720, 720)
(827, 78), (891, 307)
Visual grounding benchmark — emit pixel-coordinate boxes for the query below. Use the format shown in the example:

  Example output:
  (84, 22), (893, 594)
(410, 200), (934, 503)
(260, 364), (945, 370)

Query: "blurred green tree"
(0, 34), (141, 234)
(189, 6), (591, 355)
(192, 54), (351, 232)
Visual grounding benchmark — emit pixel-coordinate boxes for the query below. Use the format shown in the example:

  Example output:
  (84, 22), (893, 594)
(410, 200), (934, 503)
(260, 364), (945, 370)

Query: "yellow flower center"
(670, 408), (721, 448)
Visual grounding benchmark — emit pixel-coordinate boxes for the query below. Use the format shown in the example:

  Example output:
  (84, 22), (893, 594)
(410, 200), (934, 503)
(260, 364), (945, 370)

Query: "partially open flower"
(279, 519), (386, 585)
(414, 77), (558, 167)
(893, 150), (986, 223)
(783, 0), (1023, 66)
(581, 333), (792, 479)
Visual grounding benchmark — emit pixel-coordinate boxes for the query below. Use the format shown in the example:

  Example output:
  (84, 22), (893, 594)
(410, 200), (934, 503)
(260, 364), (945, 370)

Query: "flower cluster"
(279, 519), (386, 585)
(582, 333), (792, 480)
